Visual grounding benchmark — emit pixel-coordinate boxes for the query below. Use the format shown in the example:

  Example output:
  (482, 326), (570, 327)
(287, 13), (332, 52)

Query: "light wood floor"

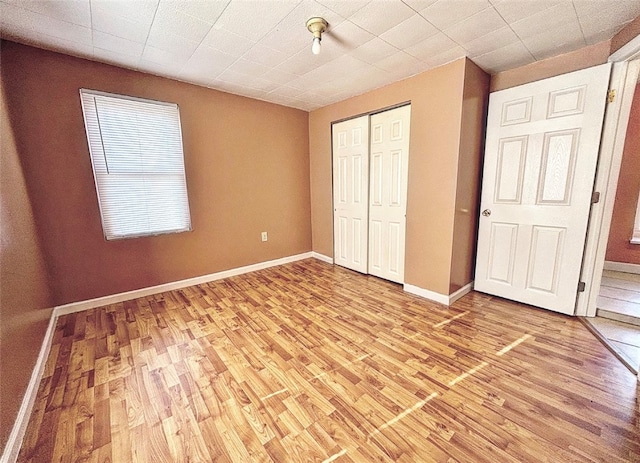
(18, 259), (639, 462)
(598, 270), (640, 324)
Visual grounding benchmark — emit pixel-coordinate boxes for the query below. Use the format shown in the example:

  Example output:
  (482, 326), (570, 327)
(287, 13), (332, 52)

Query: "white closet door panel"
(368, 105), (411, 283)
(333, 116), (370, 273)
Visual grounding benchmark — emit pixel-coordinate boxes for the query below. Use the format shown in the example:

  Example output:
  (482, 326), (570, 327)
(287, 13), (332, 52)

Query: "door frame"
(577, 36), (640, 317)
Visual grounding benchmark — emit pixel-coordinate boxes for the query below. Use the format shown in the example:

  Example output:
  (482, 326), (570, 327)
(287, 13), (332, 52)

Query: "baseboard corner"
(311, 252), (333, 264)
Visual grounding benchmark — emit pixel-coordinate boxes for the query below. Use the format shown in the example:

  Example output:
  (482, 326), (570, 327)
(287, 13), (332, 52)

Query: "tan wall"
(0, 76), (54, 451)
(449, 61), (490, 293)
(606, 83), (640, 264)
(310, 59), (488, 295)
(611, 14), (640, 55)
(490, 41), (611, 92)
(1, 41), (312, 306)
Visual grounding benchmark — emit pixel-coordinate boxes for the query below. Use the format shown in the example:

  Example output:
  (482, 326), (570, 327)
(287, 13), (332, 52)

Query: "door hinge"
(607, 89), (616, 103)
(577, 281), (586, 293)
(591, 191), (600, 204)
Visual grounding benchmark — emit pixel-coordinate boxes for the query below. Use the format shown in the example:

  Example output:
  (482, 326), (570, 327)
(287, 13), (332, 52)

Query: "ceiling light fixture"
(306, 17), (328, 55)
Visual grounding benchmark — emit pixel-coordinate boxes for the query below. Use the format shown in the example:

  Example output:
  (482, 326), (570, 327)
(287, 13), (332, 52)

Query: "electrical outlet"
(261, 232), (268, 242)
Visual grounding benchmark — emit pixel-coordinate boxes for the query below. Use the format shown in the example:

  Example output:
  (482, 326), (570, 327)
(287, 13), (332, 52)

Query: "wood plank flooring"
(18, 259), (640, 462)
(598, 270), (640, 325)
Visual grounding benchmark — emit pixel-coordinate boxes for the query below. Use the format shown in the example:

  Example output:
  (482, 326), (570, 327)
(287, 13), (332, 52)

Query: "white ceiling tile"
(93, 30), (144, 57)
(201, 27), (255, 56)
(150, 2), (214, 43)
(16, 0), (91, 27)
(242, 43), (290, 66)
(90, 5), (151, 43)
(92, 47), (141, 68)
(146, 27), (199, 57)
(419, 0), (490, 30)
(2, 4), (93, 44)
(523, 29), (586, 61)
(350, 37), (399, 64)
(137, 58), (177, 77)
(327, 53), (370, 72)
(0, 2), (39, 38)
(316, 0), (369, 18)
(179, 62), (227, 83)
(226, 58), (272, 77)
(161, 0), (230, 24)
(32, 31), (94, 57)
(576, 1), (640, 37)
(217, 68), (279, 92)
(404, 32), (457, 61)
(491, 0), (560, 24)
(348, 1), (415, 35)
(214, 79), (254, 92)
(425, 44), (466, 67)
(510, 2), (577, 40)
(268, 85), (306, 99)
(472, 40), (534, 73)
(325, 20), (375, 53)
(445, 7), (507, 44)
(141, 44), (191, 67)
(262, 67), (299, 85)
(462, 26), (519, 57)
(180, 43), (237, 78)
(401, 0), (439, 12)
(213, 0), (300, 42)
(274, 49), (320, 76)
(90, 0), (158, 25)
(379, 14), (438, 49)
(285, 74), (319, 91)
(374, 50), (423, 73)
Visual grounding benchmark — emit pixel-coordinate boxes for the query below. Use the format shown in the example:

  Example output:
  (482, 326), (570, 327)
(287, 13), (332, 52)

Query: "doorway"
(586, 69), (640, 373)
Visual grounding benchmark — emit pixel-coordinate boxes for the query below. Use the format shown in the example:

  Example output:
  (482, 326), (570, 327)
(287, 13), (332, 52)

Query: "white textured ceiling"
(1, 0), (639, 111)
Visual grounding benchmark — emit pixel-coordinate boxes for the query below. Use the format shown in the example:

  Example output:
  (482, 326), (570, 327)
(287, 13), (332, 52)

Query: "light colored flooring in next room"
(588, 270), (640, 373)
(598, 270), (640, 323)
(17, 260), (639, 462)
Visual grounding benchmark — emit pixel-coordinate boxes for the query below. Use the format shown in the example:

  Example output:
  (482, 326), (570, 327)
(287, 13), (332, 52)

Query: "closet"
(332, 104), (411, 284)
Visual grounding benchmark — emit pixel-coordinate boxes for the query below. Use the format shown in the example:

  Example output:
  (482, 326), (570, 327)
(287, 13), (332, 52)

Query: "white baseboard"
(1, 311), (57, 463)
(311, 252), (333, 264)
(603, 261), (640, 274)
(403, 281), (474, 306)
(449, 282), (474, 304)
(54, 252), (315, 316)
(2, 251), (320, 463)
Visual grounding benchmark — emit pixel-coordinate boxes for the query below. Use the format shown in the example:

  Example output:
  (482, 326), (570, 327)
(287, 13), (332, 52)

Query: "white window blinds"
(80, 89), (191, 240)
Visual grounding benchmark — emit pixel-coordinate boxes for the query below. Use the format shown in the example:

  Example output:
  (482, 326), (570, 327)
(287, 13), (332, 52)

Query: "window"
(80, 89), (191, 240)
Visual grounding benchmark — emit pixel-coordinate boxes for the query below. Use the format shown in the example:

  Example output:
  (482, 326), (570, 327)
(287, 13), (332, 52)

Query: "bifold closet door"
(368, 105), (411, 283)
(332, 115), (370, 274)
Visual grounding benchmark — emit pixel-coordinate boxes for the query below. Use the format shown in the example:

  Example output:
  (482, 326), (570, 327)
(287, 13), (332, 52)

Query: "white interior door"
(333, 115), (369, 273)
(368, 105), (411, 283)
(475, 64), (611, 315)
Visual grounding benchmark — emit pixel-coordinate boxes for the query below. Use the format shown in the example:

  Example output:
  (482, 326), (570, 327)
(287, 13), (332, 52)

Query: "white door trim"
(577, 58), (640, 317)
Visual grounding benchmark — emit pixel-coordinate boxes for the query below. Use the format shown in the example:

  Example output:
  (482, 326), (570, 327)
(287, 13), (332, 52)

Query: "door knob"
(482, 209), (491, 217)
